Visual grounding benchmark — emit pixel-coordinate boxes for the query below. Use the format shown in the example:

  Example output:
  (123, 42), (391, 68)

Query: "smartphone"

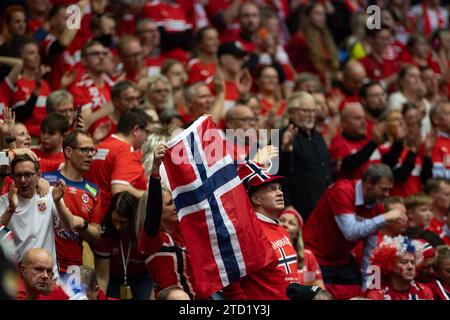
(76, 105), (82, 129)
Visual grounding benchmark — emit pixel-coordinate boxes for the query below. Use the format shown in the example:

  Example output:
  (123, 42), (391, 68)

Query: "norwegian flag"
(162, 115), (275, 299)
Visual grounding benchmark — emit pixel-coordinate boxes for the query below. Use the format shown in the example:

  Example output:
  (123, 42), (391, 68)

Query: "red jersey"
(431, 131), (450, 179)
(69, 72), (113, 113)
(141, 2), (192, 33)
(94, 234), (147, 276)
(359, 54), (399, 83)
(186, 58), (216, 85)
(138, 229), (197, 299)
(428, 280), (450, 300)
(85, 134), (147, 217)
(365, 281), (434, 300)
(329, 134), (387, 180)
(297, 249), (323, 285)
(400, 50), (442, 75)
(391, 147), (427, 197)
(224, 213), (298, 300)
(303, 179), (385, 267)
(328, 86), (360, 112)
(430, 217), (446, 237)
(88, 116), (117, 141)
(31, 147), (65, 163)
(8, 75), (50, 137)
(260, 97), (286, 116)
(42, 170), (102, 272)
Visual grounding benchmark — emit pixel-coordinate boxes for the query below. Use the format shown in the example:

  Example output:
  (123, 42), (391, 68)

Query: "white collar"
(355, 180), (364, 206)
(437, 131), (450, 139)
(256, 212), (279, 225)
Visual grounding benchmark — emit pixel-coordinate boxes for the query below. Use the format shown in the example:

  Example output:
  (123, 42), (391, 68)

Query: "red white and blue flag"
(162, 115), (275, 299)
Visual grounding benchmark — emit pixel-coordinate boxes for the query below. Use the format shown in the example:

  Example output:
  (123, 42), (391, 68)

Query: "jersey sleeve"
(138, 228), (164, 256)
(88, 189), (103, 225)
(328, 184), (356, 216)
(93, 234), (112, 259)
(111, 150), (144, 187)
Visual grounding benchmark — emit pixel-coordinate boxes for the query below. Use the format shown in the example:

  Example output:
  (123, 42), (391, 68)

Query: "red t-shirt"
(224, 213), (298, 300)
(359, 54), (399, 83)
(431, 131), (450, 178)
(8, 76), (50, 137)
(303, 179), (385, 267)
(365, 281), (434, 300)
(260, 97), (286, 116)
(85, 134), (147, 218)
(429, 217), (445, 236)
(69, 72), (113, 113)
(187, 58), (216, 85)
(42, 170), (102, 272)
(141, 2), (192, 33)
(391, 147), (426, 197)
(297, 249), (323, 285)
(427, 280), (450, 300)
(31, 147), (65, 163)
(138, 229), (197, 299)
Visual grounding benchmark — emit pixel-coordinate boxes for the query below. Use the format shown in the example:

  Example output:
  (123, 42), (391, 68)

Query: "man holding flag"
(161, 115), (298, 299)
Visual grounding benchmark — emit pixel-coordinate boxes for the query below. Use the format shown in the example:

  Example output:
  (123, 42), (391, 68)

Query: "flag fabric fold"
(162, 115), (275, 299)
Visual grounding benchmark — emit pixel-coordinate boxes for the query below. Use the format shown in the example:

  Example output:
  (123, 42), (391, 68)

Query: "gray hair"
(46, 90), (73, 113)
(362, 163), (393, 184)
(184, 82), (207, 104)
(429, 99), (450, 124)
(136, 18), (157, 33)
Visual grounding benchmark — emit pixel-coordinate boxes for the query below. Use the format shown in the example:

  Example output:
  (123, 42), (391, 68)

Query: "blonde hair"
(141, 75), (174, 111)
(404, 193), (433, 211)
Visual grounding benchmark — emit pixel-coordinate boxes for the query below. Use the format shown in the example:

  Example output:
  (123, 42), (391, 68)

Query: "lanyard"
(119, 238), (131, 285)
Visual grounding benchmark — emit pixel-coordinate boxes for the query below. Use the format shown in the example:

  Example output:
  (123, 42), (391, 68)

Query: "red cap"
(237, 161), (284, 195)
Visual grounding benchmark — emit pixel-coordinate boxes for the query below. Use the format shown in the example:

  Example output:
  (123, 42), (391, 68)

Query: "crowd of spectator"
(1, 0), (450, 301)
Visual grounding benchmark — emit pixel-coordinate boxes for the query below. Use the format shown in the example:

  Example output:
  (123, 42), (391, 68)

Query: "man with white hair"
(277, 91), (333, 221)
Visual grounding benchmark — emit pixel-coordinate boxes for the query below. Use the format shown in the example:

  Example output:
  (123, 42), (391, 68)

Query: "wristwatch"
(80, 219), (89, 231)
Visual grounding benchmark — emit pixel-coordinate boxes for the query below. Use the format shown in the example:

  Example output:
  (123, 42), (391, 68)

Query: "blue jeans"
(107, 273), (153, 300)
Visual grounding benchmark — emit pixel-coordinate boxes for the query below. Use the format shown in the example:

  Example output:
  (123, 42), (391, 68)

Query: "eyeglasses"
(296, 108), (317, 114)
(86, 51), (109, 57)
(232, 117), (257, 123)
(12, 171), (37, 180)
(139, 127), (152, 135)
(70, 146), (98, 155)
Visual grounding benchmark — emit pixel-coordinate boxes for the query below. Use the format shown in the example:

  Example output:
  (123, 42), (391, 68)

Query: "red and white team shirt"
(31, 147), (65, 164)
(85, 134), (147, 217)
(138, 228), (197, 299)
(328, 86), (360, 112)
(358, 54), (399, 84)
(303, 179), (385, 267)
(224, 213), (298, 300)
(69, 72), (113, 113)
(42, 170), (102, 272)
(141, 1), (192, 33)
(259, 97), (286, 117)
(94, 234), (148, 276)
(297, 249), (323, 285)
(7, 75), (50, 137)
(431, 131), (450, 179)
(186, 58), (216, 85)
(428, 279), (450, 300)
(365, 281), (434, 300)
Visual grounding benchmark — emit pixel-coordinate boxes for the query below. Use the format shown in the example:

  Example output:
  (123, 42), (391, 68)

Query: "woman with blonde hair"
(140, 74), (174, 116)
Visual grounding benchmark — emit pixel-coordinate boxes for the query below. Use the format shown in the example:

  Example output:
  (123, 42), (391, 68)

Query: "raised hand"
(252, 145), (279, 165)
(423, 130), (436, 157)
(37, 177), (50, 197)
(237, 69), (252, 95)
(0, 106), (15, 137)
(92, 121), (112, 143)
(152, 144), (168, 175)
(281, 124), (298, 152)
(52, 179), (66, 203)
(60, 69), (78, 89)
(8, 182), (18, 212)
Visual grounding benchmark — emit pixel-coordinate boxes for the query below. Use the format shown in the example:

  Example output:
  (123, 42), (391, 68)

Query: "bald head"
(21, 248), (54, 299)
(343, 61), (367, 94)
(340, 103), (367, 137)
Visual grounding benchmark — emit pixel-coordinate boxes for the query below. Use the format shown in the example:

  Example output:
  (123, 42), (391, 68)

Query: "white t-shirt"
(0, 189), (60, 274)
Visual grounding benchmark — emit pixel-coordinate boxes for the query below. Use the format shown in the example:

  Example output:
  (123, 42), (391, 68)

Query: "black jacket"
(278, 127), (333, 221)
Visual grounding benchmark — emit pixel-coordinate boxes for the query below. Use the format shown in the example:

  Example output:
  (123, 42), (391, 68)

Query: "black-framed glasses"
(139, 127), (152, 135)
(12, 171), (37, 180)
(70, 146), (98, 156)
